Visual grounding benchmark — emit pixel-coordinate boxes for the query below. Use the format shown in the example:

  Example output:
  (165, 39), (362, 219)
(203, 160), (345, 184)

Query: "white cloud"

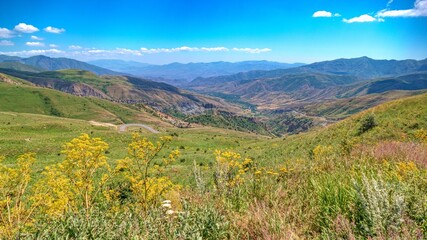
(0, 49), (64, 56)
(201, 47), (229, 52)
(49, 44), (59, 48)
(232, 48), (272, 54)
(44, 26), (65, 34)
(0, 40), (14, 46)
(76, 48), (143, 57)
(343, 14), (382, 23)
(141, 46), (196, 53)
(312, 11), (341, 18)
(114, 48), (143, 56)
(0, 28), (14, 38)
(31, 35), (43, 40)
(69, 45), (82, 50)
(313, 11), (332, 17)
(14, 23), (39, 33)
(26, 41), (45, 47)
(140, 46), (230, 54)
(377, 0), (427, 17)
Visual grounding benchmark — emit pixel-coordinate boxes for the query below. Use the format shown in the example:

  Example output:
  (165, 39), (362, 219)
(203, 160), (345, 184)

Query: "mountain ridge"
(0, 55), (120, 75)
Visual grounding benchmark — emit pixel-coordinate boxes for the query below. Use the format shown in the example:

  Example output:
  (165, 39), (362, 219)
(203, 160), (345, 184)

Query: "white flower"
(162, 203), (171, 208)
(166, 210), (174, 215)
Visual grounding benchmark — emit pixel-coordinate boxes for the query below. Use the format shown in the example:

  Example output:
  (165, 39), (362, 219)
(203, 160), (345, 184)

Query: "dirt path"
(89, 121), (117, 129)
(118, 123), (160, 134)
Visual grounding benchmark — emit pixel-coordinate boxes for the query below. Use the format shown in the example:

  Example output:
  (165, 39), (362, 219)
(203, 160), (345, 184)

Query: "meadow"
(0, 93), (426, 239)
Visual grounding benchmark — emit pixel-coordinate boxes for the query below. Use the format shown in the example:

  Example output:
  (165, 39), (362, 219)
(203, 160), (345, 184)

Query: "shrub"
(357, 115), (377, 135)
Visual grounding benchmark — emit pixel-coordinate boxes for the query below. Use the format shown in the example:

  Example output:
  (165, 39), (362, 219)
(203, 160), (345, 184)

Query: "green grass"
(0, 93), (426, 239)
(0, 110), (264, 185)
(0, 81), (166, 125)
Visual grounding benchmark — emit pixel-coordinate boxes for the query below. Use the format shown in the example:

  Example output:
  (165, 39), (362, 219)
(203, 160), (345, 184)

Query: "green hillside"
(261, 92), (427, 159)
(0, 79), (169, 126)
(0, 62), (43, 72)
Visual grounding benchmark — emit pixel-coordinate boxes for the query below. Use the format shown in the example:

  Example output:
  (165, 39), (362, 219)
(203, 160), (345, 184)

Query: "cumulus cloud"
(69, 45), (82, 50)
(232, 48), (272, 54)
(14, 23), (39, 33)
(26, 41), (45, 47)
(49, 44), (59, 48)
(0, 28), (14, 38)
(0, 40), (14, 46)
(31, 35), (43, 40)
(0, 49), (64, 56)
(343, 14), (383, 23)
(44, 26), (65, 34)
(312, 11), (341, 18)
(377, 0), (427, 17)
(313, 11), (332, 17)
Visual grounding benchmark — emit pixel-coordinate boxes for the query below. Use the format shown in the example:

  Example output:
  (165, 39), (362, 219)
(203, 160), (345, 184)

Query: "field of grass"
(0, 93), (426, 239)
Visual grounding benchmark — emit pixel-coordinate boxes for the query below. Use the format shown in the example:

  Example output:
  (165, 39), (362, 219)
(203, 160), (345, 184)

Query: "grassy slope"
(0, 80), (169, 126)
(254, 92), (427, 164)
(303, 90), (426, 120)
(0, 62), (43, 72)
(0, 111), (265, 185)
(1, 92), (425, 181)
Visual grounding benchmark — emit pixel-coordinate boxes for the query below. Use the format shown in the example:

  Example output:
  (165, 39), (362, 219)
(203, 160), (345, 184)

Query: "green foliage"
(357, 115), (377, 135)
(185, 110), (270, 135)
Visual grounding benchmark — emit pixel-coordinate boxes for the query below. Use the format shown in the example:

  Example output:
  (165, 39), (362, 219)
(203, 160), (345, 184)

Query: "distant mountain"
(0, 54), (22, 62)
(88, 59), (151, 72)
(0, 62), (43, 72)
(189, 57), (427, 87)
(0, 55), (119, 75)
(301, 56), (427, 79)
(88, 59), (305, 83)
(336, 72), (427, 98)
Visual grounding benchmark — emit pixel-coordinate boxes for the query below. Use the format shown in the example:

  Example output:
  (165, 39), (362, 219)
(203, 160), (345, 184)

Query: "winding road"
(118, 123), (160, 134)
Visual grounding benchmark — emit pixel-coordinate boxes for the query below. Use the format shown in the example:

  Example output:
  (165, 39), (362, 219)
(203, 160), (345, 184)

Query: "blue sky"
(1, 0), (426, 64)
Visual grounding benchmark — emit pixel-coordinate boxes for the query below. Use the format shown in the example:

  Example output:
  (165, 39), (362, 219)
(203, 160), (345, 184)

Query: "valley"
(0, 54), (426, 239)
(1, 1), (426, 238)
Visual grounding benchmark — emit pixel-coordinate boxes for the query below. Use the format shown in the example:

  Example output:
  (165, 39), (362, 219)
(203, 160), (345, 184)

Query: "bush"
(357, 115), (377, 135)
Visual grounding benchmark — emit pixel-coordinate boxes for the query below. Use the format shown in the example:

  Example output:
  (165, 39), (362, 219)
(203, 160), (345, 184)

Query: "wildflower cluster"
(213, 150), (252, 194)
(34, 133), (111, 217)
(0, 153), (38, 238)
(114, 133), (180, 211)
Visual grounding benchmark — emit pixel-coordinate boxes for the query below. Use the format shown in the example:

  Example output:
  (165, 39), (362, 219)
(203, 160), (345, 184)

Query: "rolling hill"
(0, 68), (243, 117)
(0, 73), (171, 127)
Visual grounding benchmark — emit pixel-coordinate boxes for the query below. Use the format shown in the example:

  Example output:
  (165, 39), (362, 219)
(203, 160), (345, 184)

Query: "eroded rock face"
(64, 83), (110, 99)
(27, 78), (110, 99)
(0, 73), (20, 85)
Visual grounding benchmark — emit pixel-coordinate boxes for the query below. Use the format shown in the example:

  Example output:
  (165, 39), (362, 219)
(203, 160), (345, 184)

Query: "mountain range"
(0, 55), (119, 75)
(0, 54), (426, 135)
(189, 57), (427, 87)
(88, 59), (305, 84)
